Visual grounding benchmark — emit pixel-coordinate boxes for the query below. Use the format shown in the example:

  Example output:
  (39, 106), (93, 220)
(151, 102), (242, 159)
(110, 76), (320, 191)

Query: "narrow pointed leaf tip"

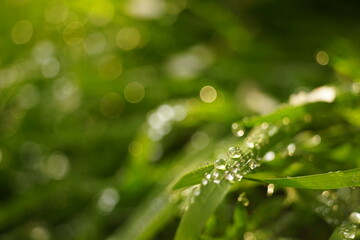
(172, 164), (213, 189)
(244, 168), (360, 190)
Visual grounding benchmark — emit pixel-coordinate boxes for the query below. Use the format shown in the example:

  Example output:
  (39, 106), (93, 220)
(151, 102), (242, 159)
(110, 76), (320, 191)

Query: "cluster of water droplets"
(314, 188), (360, 239)
(200, 122), (282, 189)
(334, 211), (360, 240)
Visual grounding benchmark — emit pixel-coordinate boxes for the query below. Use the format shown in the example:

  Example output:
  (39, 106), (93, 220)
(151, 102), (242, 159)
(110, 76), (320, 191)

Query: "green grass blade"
(172, 164), (214, 190)
(237, 105), (306, 128)
(244, 168), (360, 190)
(174, 181), (231, 240)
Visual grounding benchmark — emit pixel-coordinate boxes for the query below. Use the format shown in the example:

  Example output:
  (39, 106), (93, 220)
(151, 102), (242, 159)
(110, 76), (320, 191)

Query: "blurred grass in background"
(1, 0), (360, 239)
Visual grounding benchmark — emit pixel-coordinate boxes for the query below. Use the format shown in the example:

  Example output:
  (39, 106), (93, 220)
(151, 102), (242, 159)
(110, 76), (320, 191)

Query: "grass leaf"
(174, 181), (231, 240)
(244, 168), (360, 190)
(172, 164), (214, 190)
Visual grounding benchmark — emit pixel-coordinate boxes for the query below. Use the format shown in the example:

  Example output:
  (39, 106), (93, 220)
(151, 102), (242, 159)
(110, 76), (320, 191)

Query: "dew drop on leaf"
(228, 146), (242, 159)
(349, 212), (360, 224)
(339, 222), (357, 239)
(263, 151), (275, 161)
(246, 141), (255, 149)
(201, 178), (208, 186)
(224, 172), (235, 183)
(287, 143), (296, 156)
(267, 184), (275, 197)
(213, 179), (221, 184)
(231, 122), (245, 137)
(248, 159), (260, 170)
(214, 158), (227, 170)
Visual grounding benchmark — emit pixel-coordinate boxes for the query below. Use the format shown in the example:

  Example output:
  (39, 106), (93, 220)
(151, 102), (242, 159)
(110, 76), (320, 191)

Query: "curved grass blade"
(244, 168), (360, 190)
(238, 105), (306, 128)
(172, 164), (214, 190)
(174, 181), (231, 240)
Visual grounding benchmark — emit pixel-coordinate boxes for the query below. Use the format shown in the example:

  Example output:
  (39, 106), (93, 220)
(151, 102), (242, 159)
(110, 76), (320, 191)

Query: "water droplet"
(205, 173), (211, 180)
(237, 192), (249, 206)
(194, 188), (201, 196)
(287, 143), (296, 156)
(263, 151), (275, 161)
(267, 184), (275, 197)
(231, 123), (245, 137)
(246, 141), (255, 149)
(213, 179), (221, 184)
(340, 222), (357, 239)
(235, 173), (243, 181)
(201, 178), (208, 186)
(224, 172), (235, 183)
(214, 158), (227, 170)
(228, 147), (242, 159)
(349, 212), (360, 224)
(248, 159), (260, 170)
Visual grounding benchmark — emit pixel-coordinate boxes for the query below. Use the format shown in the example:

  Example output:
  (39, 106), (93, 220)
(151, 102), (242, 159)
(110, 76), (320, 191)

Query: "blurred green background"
(1, 0), (360, 239)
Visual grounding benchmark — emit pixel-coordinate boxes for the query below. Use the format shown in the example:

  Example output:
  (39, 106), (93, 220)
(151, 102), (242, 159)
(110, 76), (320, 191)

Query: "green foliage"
(1, 0), (360, 240)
